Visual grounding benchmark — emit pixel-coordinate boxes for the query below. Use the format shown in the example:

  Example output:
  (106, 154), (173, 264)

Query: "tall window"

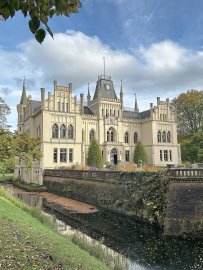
(107, 131), (110, 142)
(62, 102), (65, 112)
(82, 129), (85, 142)
(125, 150), (130, 162)
(157, 131), (161, 142)
(107, 129), (115, 142)
(134, 132), (138, 144)
(167, 131), (171, 143)
(60, 148), (67, 162)
(110, 130), (114, 142)
(60, 124), (66, 139)
(169, 150), (172, 161)
(53, 148), (57, 163)
(66, 103), (69, 112)
(124, 132), (129, 143)
(162, 131), (166, 143)
(164, 150), (168, 161)
(58, 102), (60, 111)
(68, 124), (73, 139)
(69, 148), (73, 162)
(160, 150), (163, 161)
(52, 124), (58, 138)
(89, 129), (95, 141)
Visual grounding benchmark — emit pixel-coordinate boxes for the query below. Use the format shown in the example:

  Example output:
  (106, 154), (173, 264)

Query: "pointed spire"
(20, 77), (27, 105)
(120, 79), (123, 94)
(87, 82), (91, 98)
(134, 93), (139, 113)
(87, 82), (91, 106)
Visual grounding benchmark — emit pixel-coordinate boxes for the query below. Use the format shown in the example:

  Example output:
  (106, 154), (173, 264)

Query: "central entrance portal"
(110, 148), (118, 165)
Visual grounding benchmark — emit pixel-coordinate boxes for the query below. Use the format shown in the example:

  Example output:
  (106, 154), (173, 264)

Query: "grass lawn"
(0, 192), (110, 270)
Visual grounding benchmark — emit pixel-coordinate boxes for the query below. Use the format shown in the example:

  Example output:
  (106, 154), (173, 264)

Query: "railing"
(168, 168), (203, 178)
(44, 169), (122, 181)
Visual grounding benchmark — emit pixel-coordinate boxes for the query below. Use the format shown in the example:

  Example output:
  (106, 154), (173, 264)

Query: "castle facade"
(15, 75), (181, 184)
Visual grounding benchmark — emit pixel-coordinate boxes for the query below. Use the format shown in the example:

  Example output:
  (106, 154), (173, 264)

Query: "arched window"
(110, 131), (114, 142)
(60, 124), (66, 139)
(124, 132), (129, 143)
(157, 131), (161, 143)
(89, 129), (95, 141)
(134, 132), (138, 144)
(68, 124), (73, 139)
(82, 129), (85, 143)
(162, 131), (166, 143)
(107, 131), (109, 141)
(167, 131), (171, 143)
(52, 124), (58, 138)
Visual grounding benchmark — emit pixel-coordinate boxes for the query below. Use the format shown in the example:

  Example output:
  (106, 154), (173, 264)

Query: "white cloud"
(1, 31), (203, 129)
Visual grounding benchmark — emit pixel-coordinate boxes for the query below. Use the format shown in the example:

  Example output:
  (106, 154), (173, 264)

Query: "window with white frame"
(52, 123), (58, 138)
(89, 129), (95, 141)
(124, 132), (129, 143)
(125, 150), (130, 162)
(157, 131), (161, 142)
(53, 148), (57, 163)
(167, 131), (171, 143)
(69, 148), (73, 163)
(60, 124), (66, 139)
(68, 124), (73, 139)
(162, 131), (166, 142)
(160, 150), (163, 161)
(60, 148), (67, 162)
(164, 150), (168, 161)
(169, 150), (172, 161)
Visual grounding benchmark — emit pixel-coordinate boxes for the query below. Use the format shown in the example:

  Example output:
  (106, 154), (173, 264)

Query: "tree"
(87, 138), (103, 168)
(0, 97), (11, 129)
(0, 128), (42, 174)
(197, 141), (203, 162)
(0, 0), (82, 43)
(133, 141), (148, 164)
(181, 131), (203, 163)
(172, 90), (203, 138)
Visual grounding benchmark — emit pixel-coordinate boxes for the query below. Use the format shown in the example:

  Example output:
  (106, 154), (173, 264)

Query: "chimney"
(80, 93), (84, 114)
(41, 88), (45, 109)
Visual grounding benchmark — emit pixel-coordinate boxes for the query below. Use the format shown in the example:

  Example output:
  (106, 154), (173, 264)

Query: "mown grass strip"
(0, 187), (110, 270)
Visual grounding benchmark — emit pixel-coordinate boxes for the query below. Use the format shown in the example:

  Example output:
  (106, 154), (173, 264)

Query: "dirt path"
(12, 187), (98, 214)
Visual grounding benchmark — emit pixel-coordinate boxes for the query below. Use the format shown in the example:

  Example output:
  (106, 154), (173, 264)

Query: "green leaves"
(87, 138), (103, 168)
(133, 141), (148, 164)
(0, 129), (43, 174)
(0, 0), (82, 43)
(35, 28), (46, 44)
(29, 16), (40, 34)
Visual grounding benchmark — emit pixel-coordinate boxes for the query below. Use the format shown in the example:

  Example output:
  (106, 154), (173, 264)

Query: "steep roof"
(20, 83), (27, 105)
(123, 110), (140, 119)
(140, 109), (151, 119)
(93, 76), (118, 100)
(32, 101), (41, 113)
(84, 106), (94, 115)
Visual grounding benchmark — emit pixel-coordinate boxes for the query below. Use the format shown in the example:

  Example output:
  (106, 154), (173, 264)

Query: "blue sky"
(1, 0), (203, 128)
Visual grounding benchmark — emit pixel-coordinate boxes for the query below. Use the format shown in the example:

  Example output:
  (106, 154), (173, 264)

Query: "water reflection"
(5, 186), (203, 270)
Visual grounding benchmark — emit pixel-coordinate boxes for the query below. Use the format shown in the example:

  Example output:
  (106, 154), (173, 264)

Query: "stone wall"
(44, 170), (169, 227)
(164, 181), (203, 237)
(43, 169), (203, 237)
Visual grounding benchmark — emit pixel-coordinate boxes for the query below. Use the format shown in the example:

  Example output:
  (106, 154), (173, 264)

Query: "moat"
(6, 185), (203, 270)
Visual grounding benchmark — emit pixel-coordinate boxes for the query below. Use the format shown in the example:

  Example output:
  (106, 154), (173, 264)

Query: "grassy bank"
(0, 188), (111, 270)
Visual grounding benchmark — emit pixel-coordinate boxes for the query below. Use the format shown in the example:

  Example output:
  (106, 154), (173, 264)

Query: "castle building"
(15, 75), (181, 184)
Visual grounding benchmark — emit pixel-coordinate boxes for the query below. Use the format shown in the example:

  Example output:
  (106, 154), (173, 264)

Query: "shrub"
(87, 138), (103, 168)
(133, 141), (148, 164)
